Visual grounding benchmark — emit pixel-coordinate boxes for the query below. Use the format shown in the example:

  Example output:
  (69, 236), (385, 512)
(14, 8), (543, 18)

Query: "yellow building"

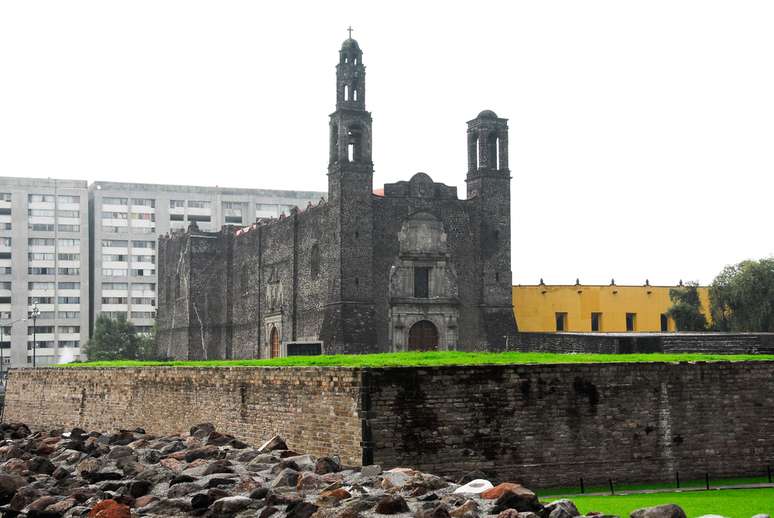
(513, 284), (711, 333)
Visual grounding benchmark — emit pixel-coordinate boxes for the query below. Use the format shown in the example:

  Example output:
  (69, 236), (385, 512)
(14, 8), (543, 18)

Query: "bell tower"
(322, 31), (376, 353)
(466, 110), (517, 344)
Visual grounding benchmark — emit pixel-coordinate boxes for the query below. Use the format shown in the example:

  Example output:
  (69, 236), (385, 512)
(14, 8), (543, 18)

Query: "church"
(155, 36), (517, 359)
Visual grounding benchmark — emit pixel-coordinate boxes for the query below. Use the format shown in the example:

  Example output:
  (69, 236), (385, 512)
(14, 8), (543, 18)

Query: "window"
(29, 238), (55, 246)
(58, 282), (80, 290)
(103, 197), (128, 206)
(131, 268), (155, 277)
(58, 224), (80, 232)
(103, 225), (125, 233)
(57, 195), (80, 204)
(0, 252), (10, 260)
(225, 216), (243, 224)
(28, 252), (55, 261)
(102, 239), (128, 248)
(132, 198), (155, 207)
(102, 297), (128, 304)
(132, 283), (155, 291)
(131, 311), (155, 319)
(555, 312), (568, 332)
(58, 253), (80, 261)
(58, 340), (80, 348)
(131, 297), (155, 306)
(58, 297), (80, 304)
(187, 214), (211, 222)
(0, 237), (10, 247)
(58, 238), (80, 247)
(187, 200), (210, 208)
(223, 201), (244, 209)
(103, 254), (128, 262)
(170, 200), (185, 208)
(103, 269), (128, 277)
(28, 267), (54, 275)
(28, 326), (54, 335)
(660, 314), (669, 332)
(132, 240), (155, 249)
(28, 282), (55, 290)
(59, 326), (80, 334)
(30, 312), (55, 320)
(0, 267), (10, 275)
(27, 209), (55, 217)
(102, 282), (128, 290)
(310, 244), (321, 279)
(0, 281), (11, 290)
(132, 255), (155, 264)
(57, 210), (80, 218)
(591, 313), (602, 332)
(60, 311), (80, 320)
(414, 267), (430, 298)
(626, 313), (637, 332)
(28, 194), (54, 203)
(0, 296), (10, 304)
(0, 193), (10, 202)
(0, 223), (10, 230)
(58, 268), (80, 275)
(29, 224), (55, 232)
(130, 212), (155, 221)
(0, 208), (10, 215)
(132, 227), (156, 234)
(170, 214), (184, 221)
(102, 211), (127, 219)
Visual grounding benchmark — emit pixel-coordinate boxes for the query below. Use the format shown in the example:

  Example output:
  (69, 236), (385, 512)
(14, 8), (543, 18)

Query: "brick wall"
(363, 362), (774, 487)
(5, 362), (774, 488)
(2, 367), (363, 466)
(511, 332), (774, 354)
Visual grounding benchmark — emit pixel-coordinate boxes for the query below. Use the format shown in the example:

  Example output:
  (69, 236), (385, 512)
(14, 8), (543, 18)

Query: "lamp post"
(30, 301), (40, 368)
(0, 317), (26, 380)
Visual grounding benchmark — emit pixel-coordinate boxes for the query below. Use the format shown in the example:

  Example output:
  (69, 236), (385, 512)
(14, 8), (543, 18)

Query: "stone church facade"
(155, 37), (517, 359)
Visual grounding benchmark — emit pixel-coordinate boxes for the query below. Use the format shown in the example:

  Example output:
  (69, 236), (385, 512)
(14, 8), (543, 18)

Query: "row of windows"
(102, 282), (155, 291)
(101, 212), (155, 221)
(27, 194), (80, 204)
(102, 297), (155, 305)
(21, 311), (80, 320)
(100, 311), (155, 320)
(102, 268), (155, 277)
(102, 254), (155, 263)
(102, 197), (155, 207)
(28, 267), (81, 275)
(28, 253), (80, 261)
(101, 239), (155, 249)
(28, 224), (80, 232)
(102, 225), (155, 234)
(28, 282), (80, 290)
(554, 312), (671, 332)
(28, 238), (80, 247)
(20, 325), (80, 335)
(28, 296), (80, 304)
(27, 209), (80, 217)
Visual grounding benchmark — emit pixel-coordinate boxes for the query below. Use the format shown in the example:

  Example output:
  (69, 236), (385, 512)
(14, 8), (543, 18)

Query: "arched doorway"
(408, 320), (439, 351)
(270, 326), (280, 358)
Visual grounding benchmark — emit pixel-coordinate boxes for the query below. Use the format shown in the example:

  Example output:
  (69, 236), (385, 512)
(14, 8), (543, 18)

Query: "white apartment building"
(0, 177), (90, 370)
(0, 177), (323, 370)
(89, 182), (325, 337)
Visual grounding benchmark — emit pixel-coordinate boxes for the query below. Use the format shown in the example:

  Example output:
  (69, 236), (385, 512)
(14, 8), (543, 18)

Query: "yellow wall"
(512, 284), (711, 333)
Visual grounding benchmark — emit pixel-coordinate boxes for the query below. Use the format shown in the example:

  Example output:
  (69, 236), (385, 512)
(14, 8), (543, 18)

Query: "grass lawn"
(538, 475), (773, 497)
(59, 350), (774, 368)
(565, 488), (774, 517)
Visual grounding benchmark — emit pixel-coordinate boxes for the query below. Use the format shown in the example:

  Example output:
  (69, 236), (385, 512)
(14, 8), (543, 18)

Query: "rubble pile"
(0, 422), (737, 518)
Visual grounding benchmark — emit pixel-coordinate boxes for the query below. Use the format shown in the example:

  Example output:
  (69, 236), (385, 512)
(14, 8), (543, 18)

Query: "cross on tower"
(347, 26), (353, 39)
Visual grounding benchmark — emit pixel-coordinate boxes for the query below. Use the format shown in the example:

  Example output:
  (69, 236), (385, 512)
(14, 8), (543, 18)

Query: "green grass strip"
(56, 351), (774, 368)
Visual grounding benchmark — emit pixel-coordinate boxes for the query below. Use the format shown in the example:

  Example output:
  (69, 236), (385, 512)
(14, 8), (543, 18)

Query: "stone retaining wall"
(1, 367), (363, 466)
(4, 362), (774, 488)
(510, 332), (774, 354)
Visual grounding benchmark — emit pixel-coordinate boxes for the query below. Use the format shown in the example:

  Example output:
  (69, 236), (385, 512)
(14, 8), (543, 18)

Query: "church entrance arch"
(408, 320), (439, 351)
(270, 326), (280, 358)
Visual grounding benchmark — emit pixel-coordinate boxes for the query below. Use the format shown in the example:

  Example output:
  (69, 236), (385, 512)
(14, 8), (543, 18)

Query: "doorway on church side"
(270, 326), (280, 358)
(408, 320), (439, 351)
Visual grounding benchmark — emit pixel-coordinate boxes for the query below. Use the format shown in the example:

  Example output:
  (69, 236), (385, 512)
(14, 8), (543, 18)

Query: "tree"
(666, 282), (707, 331)
(709, 258), (774, 332)
(85, 314), (141, 361)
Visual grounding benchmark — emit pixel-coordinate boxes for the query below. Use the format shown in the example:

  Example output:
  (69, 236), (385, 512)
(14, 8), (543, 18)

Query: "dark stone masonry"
(154, 37), (517, 360)
(5, 361), (774, 488)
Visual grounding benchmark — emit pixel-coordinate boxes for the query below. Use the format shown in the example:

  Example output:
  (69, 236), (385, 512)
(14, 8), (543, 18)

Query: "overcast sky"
(1, 1), (772, 286)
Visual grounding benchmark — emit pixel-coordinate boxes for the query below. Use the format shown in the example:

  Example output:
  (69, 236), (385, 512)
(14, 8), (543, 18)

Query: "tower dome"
(477, 109), (498, 119)
(341, 38), (360, 50)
